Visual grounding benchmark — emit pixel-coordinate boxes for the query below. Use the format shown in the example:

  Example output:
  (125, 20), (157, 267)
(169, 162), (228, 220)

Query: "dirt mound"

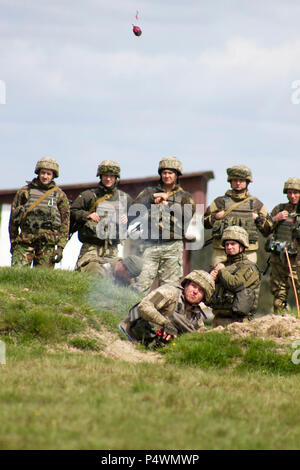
(218, 314), (300, 345)
(101, 329), (162, 364)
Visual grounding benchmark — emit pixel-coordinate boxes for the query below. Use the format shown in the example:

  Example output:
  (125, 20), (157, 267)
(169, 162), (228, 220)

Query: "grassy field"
(1, 267), (300, 450)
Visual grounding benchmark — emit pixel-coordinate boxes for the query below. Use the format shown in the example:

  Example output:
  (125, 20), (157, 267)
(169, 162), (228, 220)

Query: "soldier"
(97, 254), (143, 289)
(119, 270), (215, 347)
(9, 157), (70, 268)
(266, 178), (300, 313)
(209, 226), (261, 327)
(71, 160), (132, 274)
(129, 156), (195, 295)
(204, 165), (272, 266)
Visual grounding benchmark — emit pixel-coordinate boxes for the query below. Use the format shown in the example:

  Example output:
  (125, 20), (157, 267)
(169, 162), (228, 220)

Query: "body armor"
(274, 204), (297, 244)
(21, 187), (61, 232)
(213, 195), (258, 244)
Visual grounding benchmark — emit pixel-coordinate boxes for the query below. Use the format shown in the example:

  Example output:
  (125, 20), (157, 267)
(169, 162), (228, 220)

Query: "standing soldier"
(266, 178), (300, 313)
(9, 157), (70, 268)
(204, 165), (272, 266)
(71, 160), (132, 274)
(129, 156), (195, 295)
(209, 226), (261, 327)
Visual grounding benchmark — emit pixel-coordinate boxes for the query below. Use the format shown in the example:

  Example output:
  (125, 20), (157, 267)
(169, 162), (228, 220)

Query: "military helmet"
(122, 255), (143, 278)
(227, 165), (253, 183)
(158, 156), (183, 176)
(35, 157), (59, 178)
(283, 177), (300, 194)
(221, 225), (249, 249)
(97, 160), (121, 178)
(181, 269), (215, 303)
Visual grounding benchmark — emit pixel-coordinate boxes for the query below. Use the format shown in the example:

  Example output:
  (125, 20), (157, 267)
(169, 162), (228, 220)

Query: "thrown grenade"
(132, 25), (142, 36)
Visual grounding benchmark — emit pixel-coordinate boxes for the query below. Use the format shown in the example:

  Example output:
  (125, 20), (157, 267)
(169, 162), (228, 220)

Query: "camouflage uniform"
(130, 157), (195, 295)
(204, 165), (272, 266)
(210, 226), (261, 327)
(9, 158), (70, 268)
(71, 160), (132, 274)
(119, 270), (215, 347)
(267, 178), (300, 313)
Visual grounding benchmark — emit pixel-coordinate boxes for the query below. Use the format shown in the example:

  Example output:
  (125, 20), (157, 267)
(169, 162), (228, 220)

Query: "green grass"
(1, 266), (300, 450)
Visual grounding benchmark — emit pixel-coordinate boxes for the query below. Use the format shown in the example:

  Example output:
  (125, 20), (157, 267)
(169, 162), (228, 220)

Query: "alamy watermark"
(91, 196), (205, 250)
(0, 80), (6, 104)
(291, 80), (300, 104)
(0, 340), (6, 365)
(291, 340), (300, 365)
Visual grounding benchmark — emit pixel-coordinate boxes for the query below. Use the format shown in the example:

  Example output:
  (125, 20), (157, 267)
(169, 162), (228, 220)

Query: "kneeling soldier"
(209, 226), (261, 327)
(119, 270), (215, 347)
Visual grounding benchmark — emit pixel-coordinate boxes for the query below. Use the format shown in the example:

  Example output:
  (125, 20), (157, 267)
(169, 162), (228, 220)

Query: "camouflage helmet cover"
(227, 165), (253, 183)
(182, 269), (215, 303)
(35, 157), (59, 178)
(97, 160), (121, 178)
(283, 177), (300, 194)
(158, 156), (183, 176)
(221, 225), (249, 249)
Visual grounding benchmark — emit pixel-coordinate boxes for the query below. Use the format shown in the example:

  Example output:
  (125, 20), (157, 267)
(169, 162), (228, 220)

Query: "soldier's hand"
(215, 210), (225, 220)
(88, 212), (100, 223)
(214, 262), (225, 271)
(54, 247), (63, 263)
(153, 192), (168, 205)
(273, 211), (289, 222)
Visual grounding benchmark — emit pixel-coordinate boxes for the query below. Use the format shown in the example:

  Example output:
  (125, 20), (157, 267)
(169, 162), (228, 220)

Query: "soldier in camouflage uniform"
(71, 160), (132, 274)
(129, 156), (195, 295)
(9, 157), (70, 268)
(119, 270), (215, 347)
(209, 226), (261, 327)
(96, 254), (143, 290)
(204, 165), (272, 266)
(266, 178), (300, 313)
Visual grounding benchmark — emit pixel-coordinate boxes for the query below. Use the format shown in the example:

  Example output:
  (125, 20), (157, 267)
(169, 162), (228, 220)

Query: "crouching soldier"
(209, 226), (261, 327)
(119, 270), (215, 347)
(9, 158), (70, 268)
(98, 255), (143, 290)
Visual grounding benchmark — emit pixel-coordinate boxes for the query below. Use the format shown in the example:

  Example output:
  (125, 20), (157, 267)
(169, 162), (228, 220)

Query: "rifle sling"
(221, 196), (256, 219)
(89, 193), (113, 214)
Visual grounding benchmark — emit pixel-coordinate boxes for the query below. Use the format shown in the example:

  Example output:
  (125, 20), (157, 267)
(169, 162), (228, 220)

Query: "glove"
(54, 246), (63, 263)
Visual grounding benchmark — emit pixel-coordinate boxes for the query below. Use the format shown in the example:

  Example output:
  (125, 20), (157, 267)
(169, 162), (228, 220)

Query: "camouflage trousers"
(75, 242), (119, 274)
(135, 240), (184, 295)
(211, 247), (257, 266)
(11, 241), (56, 268)
(270, 254), (300, 313)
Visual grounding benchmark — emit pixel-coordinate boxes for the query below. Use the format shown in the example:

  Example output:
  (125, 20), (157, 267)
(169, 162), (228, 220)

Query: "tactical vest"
(78, 188), (126, 246)
(153, 187), (192, 240)
(210, 261), (260, 317)
(22, 187), (61, 231)
(223, 195), (258, 244)
(274, 203), (297, 243)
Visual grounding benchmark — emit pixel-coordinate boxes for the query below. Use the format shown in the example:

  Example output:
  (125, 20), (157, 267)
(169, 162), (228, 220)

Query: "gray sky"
(0, 0), (300, 211)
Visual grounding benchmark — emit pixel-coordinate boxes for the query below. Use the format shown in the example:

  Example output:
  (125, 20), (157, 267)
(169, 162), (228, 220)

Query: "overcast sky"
(0, 0), (300, 211)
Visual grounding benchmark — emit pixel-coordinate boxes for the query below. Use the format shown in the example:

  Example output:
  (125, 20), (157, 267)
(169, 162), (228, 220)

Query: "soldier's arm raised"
(253, 199), (273, 236)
